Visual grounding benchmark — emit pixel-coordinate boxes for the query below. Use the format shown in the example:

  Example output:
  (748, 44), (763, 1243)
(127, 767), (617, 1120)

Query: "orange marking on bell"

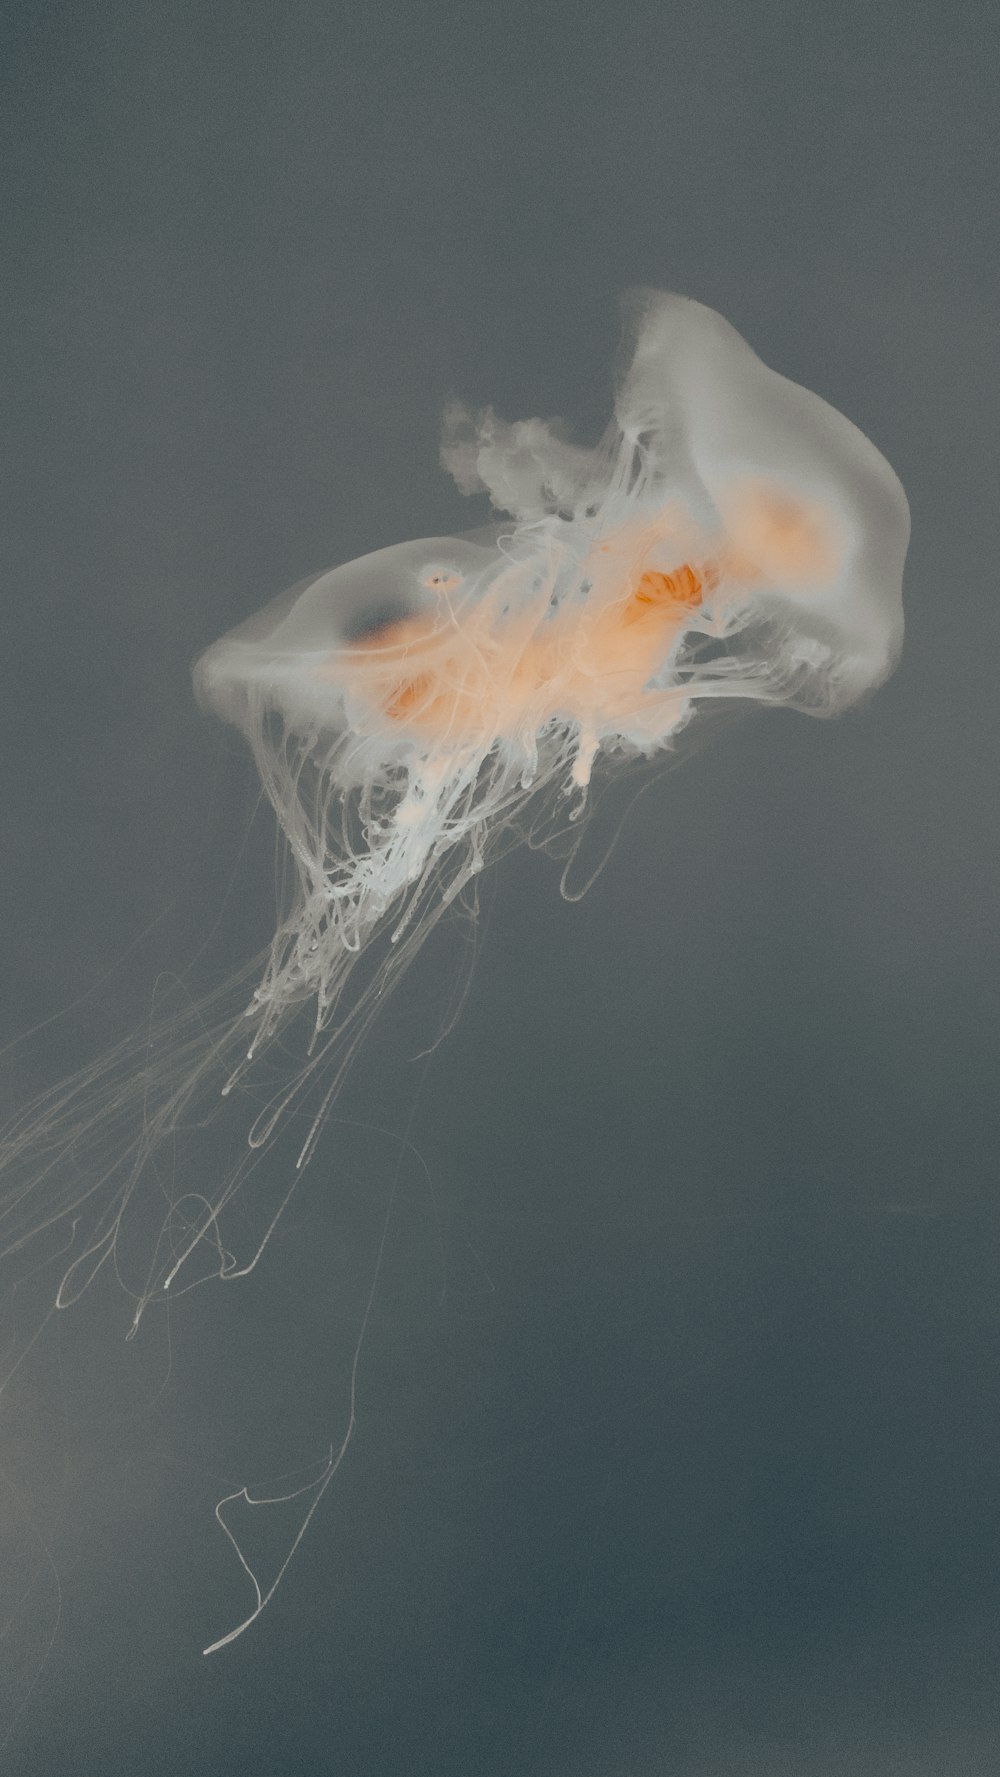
(719, 479), (843, 586)
(627, 562), (704, 616)
(384, 672), (434, 722)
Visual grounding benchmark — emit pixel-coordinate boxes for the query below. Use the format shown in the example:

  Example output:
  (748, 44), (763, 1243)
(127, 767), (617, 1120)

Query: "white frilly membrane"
(0, 292), (909, 1654)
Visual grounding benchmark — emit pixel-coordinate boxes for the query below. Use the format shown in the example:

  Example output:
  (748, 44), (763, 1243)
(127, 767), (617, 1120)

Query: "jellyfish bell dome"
(613, 292), (909, 707)
(193, 532), (505, 739)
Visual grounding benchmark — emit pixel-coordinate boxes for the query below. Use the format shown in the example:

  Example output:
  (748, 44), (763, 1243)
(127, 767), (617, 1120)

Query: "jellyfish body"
(193, 290), (908, 1106)
(0, 296), (908, 1650)
(0, 289), (909, 1295)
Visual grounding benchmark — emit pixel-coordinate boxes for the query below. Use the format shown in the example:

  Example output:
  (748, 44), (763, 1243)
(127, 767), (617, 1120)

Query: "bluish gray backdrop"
(2, 3), (998, 1773)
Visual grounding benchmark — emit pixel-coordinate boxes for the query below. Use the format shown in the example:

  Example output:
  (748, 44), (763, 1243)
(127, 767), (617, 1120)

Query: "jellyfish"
(0, 292), (909, 1651)
(190, 291), (907, 1158)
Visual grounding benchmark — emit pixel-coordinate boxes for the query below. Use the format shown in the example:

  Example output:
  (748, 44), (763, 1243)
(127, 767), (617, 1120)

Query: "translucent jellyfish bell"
(194, 533), (504, 736)
(611, 292), (909, 703)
